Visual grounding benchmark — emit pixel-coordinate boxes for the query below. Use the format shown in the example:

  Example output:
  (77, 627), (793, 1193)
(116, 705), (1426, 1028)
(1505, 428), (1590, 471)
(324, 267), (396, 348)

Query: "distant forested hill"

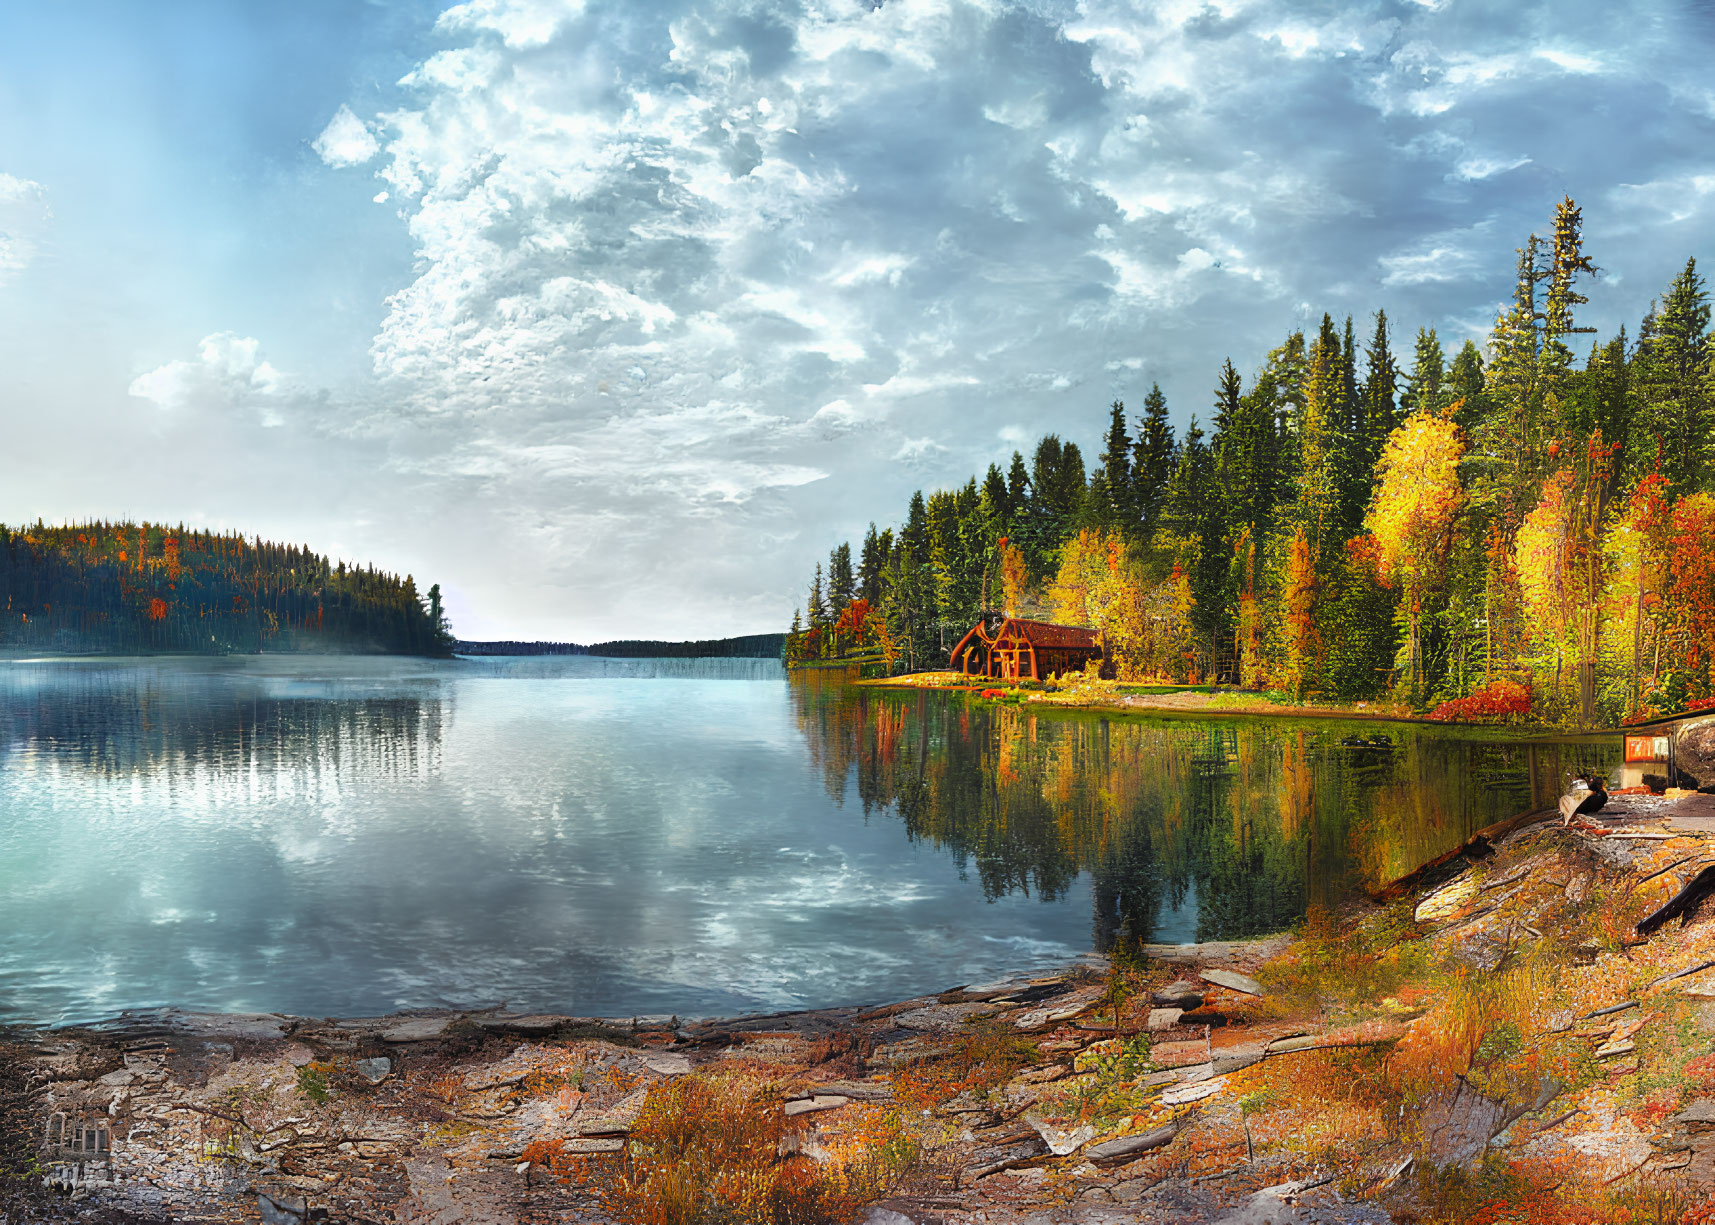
(0, 522), (454, 656)
(455, 633), (785, 659)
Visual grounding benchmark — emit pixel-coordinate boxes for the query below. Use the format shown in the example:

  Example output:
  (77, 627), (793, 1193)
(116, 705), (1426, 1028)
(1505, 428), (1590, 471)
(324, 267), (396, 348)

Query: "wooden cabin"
(950, 617), (1102, 681)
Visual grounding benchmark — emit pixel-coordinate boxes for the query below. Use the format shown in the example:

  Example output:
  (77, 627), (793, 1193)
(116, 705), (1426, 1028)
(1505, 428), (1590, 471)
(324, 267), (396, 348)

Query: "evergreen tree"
(828, 543), (855, 609)
(1006, 451), (1030, 510)
(1635, 257), (1711, 492)
(902, 492), (930, 565)
(808, 563), (829, 628)
(1133, 384), (1175, 539)
(1403, 327), (1445, 416)
(1356, 310), (1400, 489)
(1096, 401), (1135, 533)
(1163, 417), (1228, 678)
(858, 523), (891, 604)
(1448, 339), (1488, 432)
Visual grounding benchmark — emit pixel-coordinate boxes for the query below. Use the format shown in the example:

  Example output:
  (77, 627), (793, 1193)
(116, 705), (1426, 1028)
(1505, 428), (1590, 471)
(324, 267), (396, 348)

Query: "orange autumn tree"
(1515, 472), (1581, 712)
(1367, 406), (1466, 705)
(1664, 493), (1715, 699)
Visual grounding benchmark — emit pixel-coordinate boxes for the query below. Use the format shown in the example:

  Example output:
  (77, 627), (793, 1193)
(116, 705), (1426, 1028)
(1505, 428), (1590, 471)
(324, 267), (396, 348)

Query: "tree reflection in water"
(789, 672), (1618, 948)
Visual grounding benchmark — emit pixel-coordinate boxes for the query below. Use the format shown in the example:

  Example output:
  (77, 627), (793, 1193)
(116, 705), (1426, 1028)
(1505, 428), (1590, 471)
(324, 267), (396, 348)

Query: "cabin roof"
(998, 618), (1101, 649)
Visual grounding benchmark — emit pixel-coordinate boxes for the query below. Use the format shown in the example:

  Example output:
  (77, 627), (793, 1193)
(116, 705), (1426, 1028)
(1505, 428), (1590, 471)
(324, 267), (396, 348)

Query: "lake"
(0, 657), (1613, 1026)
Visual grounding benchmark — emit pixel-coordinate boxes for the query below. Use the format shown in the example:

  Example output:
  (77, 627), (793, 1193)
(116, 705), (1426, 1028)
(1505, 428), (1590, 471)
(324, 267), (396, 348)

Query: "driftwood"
(1086, 1120), (1184, 1167)
(1637, 865), (1715, 936)
(1374, 809), (1554, 902)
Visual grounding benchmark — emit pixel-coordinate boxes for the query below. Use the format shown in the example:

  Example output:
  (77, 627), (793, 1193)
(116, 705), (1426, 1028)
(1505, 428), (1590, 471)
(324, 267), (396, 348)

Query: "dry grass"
(563, 1069), (916, 1225)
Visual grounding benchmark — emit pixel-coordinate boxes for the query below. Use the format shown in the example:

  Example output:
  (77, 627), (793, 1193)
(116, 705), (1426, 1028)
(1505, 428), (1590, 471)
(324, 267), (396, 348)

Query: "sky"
(2, 0), (1714, 642)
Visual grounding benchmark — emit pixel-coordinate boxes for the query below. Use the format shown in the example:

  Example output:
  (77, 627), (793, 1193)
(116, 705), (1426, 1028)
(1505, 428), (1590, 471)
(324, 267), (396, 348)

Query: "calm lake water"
(0, 657), (1614, 1026)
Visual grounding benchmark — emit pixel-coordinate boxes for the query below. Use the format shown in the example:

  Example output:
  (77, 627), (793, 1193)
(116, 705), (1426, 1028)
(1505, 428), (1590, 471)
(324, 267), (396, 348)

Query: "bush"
(1427, 680), (1532, 723)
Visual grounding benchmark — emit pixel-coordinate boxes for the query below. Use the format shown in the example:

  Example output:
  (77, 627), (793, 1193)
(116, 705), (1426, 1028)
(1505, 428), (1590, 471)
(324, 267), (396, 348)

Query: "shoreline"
(853, 671), (1637, 733)
(17, 802), (1715, 1224)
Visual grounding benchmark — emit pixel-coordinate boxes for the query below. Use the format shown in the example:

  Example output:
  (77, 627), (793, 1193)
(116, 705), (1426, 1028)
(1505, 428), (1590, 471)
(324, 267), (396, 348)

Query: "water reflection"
(789, 673), (1617, 946)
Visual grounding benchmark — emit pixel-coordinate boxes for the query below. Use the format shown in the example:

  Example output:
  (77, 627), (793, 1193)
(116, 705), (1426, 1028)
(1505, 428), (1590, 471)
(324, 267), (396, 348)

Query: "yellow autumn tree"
(1367, 406), (1466, 703)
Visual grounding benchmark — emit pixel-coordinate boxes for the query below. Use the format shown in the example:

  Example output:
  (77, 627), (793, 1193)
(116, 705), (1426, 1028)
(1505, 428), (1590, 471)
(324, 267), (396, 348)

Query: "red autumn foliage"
(1427, 679), (1532, 723)
(146, 597), (169, 622)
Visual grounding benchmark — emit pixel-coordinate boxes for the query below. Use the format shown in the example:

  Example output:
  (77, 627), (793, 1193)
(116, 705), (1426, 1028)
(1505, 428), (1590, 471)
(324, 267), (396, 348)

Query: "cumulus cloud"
(0, 173), (49, 281)
(312, 105), (380, 167)
(129, 333), (287, 414)
(293, 0), (1715, 637)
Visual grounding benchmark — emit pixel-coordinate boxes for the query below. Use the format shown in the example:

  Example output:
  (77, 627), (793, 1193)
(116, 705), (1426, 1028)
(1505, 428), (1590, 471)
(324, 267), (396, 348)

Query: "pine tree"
(1005, 451), (1030, 510)
(858, 523), (891, 603)
(808, 563), (829, 628)
(1635, 257), (1711, 492)
(828, 543), (855, 609)
(1132, 384), (1175, 539)
(1097, 401), (1135, 533)
(1403, 327), (1445, 416)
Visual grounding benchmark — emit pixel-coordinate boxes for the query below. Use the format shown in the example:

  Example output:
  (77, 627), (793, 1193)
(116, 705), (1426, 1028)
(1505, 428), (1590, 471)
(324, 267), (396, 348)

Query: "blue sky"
(2, 0), (1714, 640)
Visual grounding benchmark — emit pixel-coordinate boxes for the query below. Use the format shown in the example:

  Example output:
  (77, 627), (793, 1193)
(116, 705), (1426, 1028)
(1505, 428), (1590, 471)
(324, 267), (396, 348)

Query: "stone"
(257, 1191), (306, 1225)
(1673, 1099), (1715, 1125)
(1023, 1110), (1096, 1156)
(283, 1043), (316, 1068)
(637, 1052), (692, 1076)
(564, 1137), (626, 1154)
(1199, 968), (1263, 997)
(1151, 981), (1205, 1010)
(1161, 1077), (1226, 1106)
(1677, 718), (1715, 790)
(1146, 1008), (1183, 1032)
(474, 1014), (572, 1036)
(1148, 1040), (1208, 1067)
(580, 1088), (650, 1135)
(379, 1018), (451, 1043)
(783, 1094), (849, 1117)
(354, 1057), (392, 1085)
(862, 1210), (916, 1225)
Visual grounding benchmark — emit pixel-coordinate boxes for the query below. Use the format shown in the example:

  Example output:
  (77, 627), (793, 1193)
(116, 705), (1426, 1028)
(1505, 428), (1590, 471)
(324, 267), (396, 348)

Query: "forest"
(785, 199), (1715, 726)
(0, 521), (455, 656)
(456, 633), (786, 658)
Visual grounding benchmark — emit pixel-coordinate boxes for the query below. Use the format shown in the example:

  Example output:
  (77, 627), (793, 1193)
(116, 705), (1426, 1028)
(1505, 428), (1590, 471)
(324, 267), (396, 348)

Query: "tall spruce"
(1635, 257), (1711, 492)
(1133, 384), (1175, 538)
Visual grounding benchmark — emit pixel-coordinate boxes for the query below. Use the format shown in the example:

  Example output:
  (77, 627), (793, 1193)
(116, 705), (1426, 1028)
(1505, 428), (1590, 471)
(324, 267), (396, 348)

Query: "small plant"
(295, 1061), (333, 1105)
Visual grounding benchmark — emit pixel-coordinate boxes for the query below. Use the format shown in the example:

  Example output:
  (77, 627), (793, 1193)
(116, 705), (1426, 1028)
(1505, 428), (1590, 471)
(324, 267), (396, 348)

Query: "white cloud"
(435, 0), (585, 49)
(285, 0), (1715, 637)
(0, 172), (49, 281)
(129, 333), (286, 413)
(312, 105), (380, 168)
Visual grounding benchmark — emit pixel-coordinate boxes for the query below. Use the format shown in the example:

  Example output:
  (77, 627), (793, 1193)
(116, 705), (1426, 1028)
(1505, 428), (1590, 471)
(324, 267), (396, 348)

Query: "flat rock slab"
(579, 1087), (650, 1136)
(893, 1002), (1004, 1031)
(1200, 969), (1264, 997)
(1023, 1111), (1096, 1156)
(1148, 1040), (1208, 1068)
(1011, 988), (1105, 1029)
(473, 1014), (574, 1035)
(1147, 1008), (1184, 1031)
(564, 1137), (626, 1155)
(379, 1018), (453, 1043)
(783, 1094), (849, 1117)
(636, 1052), (692, 1076)
(1161, 1076), (1226, 1106)
(1676, 1099), (1715, 1125)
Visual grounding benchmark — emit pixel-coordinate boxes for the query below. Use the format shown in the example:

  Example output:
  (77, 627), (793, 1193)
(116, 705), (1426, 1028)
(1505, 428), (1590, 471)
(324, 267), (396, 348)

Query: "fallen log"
(1637, 865), (1715, 936)
(1373, 808), (1555, 903)
(1085, 1122), (1183, 1167)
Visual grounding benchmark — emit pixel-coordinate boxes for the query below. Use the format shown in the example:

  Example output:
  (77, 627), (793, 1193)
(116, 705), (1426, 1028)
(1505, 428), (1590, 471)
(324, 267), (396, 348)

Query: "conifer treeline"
(787, 199), (1715, 724)
(0, 521), (454, 656)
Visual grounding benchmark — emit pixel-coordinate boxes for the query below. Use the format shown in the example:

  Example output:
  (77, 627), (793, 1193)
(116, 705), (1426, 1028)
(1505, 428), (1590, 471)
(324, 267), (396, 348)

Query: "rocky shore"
(14, 802), (1715, 1224)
